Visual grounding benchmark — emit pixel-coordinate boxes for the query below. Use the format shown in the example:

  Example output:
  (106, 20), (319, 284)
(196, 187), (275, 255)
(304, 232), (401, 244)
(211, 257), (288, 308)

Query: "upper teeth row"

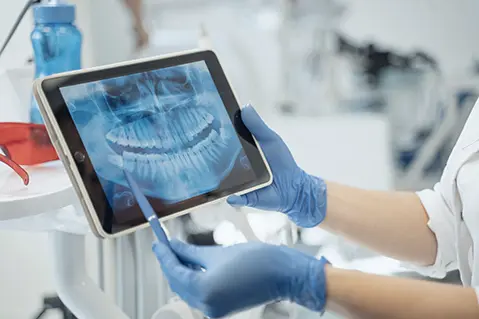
(115, 128), (230, 181)
(106, 108), (215, 150)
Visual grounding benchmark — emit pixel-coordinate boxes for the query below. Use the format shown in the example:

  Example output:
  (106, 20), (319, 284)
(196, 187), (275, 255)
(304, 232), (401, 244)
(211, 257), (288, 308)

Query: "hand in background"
(122, 0), (149, 50)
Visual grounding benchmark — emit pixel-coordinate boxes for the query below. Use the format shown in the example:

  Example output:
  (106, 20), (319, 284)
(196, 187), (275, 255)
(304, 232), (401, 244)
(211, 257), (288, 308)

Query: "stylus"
(123, 170), (170, 248)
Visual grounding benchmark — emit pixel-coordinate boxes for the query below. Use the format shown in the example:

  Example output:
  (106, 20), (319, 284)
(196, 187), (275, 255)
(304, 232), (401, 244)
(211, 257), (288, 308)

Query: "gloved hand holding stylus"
(153, 239), (329, 318)
(149, 105), (331, 317)
(128, 167), (330, 318)
(227, 105), (327, 228)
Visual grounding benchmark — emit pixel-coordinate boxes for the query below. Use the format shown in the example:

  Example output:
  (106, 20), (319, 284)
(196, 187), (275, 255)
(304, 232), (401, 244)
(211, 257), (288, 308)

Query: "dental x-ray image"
(60, 61), (255, 214)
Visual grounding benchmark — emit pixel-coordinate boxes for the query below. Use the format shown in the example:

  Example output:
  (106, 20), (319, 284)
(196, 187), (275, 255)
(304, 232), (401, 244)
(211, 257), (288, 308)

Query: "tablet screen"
(58, 61), (257, 229)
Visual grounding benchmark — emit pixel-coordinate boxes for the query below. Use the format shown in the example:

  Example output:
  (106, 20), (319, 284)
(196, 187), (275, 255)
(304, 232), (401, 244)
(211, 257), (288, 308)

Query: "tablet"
(33, 49), (272, 238)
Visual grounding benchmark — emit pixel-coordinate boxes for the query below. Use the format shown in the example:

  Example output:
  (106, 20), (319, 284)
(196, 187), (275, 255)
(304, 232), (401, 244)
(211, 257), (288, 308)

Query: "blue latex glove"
(153, 240), (329, 318)
(227, 105), (327, 227)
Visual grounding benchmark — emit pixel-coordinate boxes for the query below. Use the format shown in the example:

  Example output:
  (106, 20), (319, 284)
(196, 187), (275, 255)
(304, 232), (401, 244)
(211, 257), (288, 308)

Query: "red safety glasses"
(0, 123), (59, 185)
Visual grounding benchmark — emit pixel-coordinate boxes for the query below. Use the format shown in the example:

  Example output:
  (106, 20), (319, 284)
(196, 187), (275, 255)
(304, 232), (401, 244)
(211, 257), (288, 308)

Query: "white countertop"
(0, 161), (87, 233)
(0, 161), (74, 220)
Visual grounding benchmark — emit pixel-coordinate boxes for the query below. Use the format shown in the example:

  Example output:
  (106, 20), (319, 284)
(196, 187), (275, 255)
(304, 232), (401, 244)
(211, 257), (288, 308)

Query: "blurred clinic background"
(1, 0), (479, 318)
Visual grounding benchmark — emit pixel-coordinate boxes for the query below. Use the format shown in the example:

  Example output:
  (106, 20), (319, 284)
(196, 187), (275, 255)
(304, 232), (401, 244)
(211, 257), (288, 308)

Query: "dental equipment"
(0, 0), (40, 57)
(277, 0), (345, 116)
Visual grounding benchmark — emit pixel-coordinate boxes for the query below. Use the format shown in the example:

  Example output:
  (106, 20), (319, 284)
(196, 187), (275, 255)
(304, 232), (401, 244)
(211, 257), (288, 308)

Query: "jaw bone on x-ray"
(60, 62), (248, 206)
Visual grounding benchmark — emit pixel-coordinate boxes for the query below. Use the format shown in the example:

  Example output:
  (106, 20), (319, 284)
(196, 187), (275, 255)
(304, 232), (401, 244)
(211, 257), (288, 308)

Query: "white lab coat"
(413, 98), (479, 301)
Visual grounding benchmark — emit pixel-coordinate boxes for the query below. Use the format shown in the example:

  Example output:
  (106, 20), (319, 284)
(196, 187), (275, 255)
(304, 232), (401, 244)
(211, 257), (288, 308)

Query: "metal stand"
(32, 295), (77, 319)
(113, 228), (168, 319)
(50, 229), (199, 319)
(50, 231), (130, 319)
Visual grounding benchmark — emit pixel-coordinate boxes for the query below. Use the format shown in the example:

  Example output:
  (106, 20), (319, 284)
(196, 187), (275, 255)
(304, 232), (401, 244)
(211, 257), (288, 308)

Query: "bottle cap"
(32, 1), (75, 24)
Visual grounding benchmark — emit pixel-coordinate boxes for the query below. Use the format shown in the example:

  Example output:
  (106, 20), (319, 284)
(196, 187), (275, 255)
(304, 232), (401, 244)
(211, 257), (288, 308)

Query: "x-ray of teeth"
(60, 61), (254, 208)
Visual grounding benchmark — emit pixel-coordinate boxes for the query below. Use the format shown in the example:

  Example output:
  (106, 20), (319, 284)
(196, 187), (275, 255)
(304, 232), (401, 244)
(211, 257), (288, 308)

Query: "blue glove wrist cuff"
(286, 171), (327, 228)
(289, 256), (330, 314)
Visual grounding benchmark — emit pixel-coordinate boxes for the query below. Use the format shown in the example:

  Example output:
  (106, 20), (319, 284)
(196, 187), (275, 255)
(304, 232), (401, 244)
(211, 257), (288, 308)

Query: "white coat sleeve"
(403, 183), (457, 278)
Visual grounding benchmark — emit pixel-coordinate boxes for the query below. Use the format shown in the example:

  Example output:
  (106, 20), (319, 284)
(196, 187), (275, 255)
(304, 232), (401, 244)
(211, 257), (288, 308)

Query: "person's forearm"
(123, 0), (143, 27)
(321, 182), (437, 265)
(325, 266), (479, 319)
(122, 0), (149, 49)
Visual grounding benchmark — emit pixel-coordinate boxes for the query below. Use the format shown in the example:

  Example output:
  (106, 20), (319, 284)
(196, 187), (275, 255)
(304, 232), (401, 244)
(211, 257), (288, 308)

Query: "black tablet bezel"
(41, 50), (271, 235)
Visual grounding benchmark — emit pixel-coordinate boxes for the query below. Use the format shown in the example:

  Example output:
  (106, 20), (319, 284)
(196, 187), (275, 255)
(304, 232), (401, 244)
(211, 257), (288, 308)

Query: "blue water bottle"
(30, 0), (82, 123)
